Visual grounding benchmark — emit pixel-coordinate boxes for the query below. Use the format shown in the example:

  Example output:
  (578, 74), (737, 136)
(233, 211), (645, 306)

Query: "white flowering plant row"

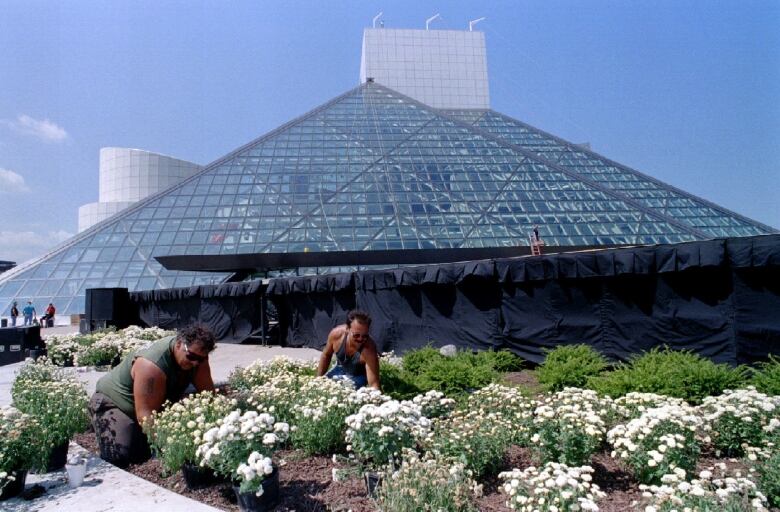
(144, 391), (237, 475)
(639, 465), (769, 512)
(378, 449), (483, 512)
(196, 409), (289, 495)
(345, 399), (431, 471)
(499, 462), (604, 512)
(0, 406), (42, 492)
(44, 326), (174, 367)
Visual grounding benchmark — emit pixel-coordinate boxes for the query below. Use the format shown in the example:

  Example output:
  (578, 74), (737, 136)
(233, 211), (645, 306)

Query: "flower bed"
(44, 326), (174, 367)
(51, 345), (780, 511)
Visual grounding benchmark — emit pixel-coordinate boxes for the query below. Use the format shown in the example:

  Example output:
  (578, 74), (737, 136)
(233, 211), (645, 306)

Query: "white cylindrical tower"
(78, 148), (201, 232)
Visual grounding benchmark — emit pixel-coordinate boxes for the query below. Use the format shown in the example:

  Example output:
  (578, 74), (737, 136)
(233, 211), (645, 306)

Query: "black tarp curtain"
(130, 281), (265, 343)
(265, 235), (780, 365)
(129, 235), (780, 364)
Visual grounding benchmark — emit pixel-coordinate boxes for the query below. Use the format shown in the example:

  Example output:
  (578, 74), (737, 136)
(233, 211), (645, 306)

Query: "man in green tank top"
(89, 324), (217, 467)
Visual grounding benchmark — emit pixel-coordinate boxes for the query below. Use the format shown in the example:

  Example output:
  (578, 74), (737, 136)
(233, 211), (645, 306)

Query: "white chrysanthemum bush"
(289, 377), (388, 455)
(0, 406), (42, 492)
(465, 384), (535, 444)
(613, 392), (688, 422)
(245, 372), (309, 425)
(345, 399), (431, 471)
(607, 403), (703, 485)
(378, 448), (483, 512)
(499, 462), (605, 512)
(11, 359), (90, 470)
(144, 391), (237, 474)
(44, 326), (175, 367)
(196, 409), (289, 495)
(410, 390), (456, 419)
(638, 465), (769, 512)
(697, 387), (780, 457)
(228, 355), (317, 392)
(424, 408), (515, 478)
(530, 388), (612, 466)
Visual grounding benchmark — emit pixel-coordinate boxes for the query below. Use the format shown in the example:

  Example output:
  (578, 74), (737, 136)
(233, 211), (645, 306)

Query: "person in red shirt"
(40, 303), (56, 328)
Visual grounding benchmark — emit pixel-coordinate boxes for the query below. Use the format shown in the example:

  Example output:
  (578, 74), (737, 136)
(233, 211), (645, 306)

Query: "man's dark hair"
(347, 310), (371, 327)
(179, 324), (217, 352)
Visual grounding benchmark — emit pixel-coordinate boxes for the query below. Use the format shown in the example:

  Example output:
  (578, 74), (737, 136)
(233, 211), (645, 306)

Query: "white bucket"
(65, 461), (87, 488)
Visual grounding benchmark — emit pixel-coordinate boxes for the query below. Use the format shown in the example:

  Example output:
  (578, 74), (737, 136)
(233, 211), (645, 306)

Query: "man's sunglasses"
(183, 343), (208, 363)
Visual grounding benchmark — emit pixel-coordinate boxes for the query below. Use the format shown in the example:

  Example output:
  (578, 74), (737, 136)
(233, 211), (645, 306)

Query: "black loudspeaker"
(0, 326), (42, 366)
(85, 288), (131, 332)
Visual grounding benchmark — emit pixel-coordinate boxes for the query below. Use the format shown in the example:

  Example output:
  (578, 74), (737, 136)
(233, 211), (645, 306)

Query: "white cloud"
(0, 167), (31, 193)
(0, 230), (73, 265)
(4, 114), (68, 142)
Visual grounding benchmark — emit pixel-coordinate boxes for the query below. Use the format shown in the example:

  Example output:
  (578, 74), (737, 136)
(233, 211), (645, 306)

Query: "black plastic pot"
(46, 441), (69, 472)
(182, 462), (225, 490)
(232, 468), (280, 512)
(364, 471), (382, 498)
(0, 470), (27, 501)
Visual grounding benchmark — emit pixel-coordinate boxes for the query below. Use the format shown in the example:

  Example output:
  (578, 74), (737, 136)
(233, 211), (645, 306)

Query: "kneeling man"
(89, 324), (217, 467)
(317, 310), (380, 390)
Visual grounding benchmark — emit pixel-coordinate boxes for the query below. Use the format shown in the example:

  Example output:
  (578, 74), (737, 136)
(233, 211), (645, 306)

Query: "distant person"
(89, 324), (217, 467)
(317, 310), (381, 390)
(9, 301), (19, 327)
(40, 303), (56, 328)
(533, 225), (540, 242)
(22, 301), (36, 326)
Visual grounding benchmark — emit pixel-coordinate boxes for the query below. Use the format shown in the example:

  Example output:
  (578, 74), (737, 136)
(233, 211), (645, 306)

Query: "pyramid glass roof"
(1, 83), (775, 315)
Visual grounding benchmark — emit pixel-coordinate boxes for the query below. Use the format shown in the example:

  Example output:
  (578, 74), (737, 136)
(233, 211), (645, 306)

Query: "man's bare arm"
(363, 341), (381, 391)
(317, 332), (338, 376)
(192, 359), (215, 392)
(132, 358), (167, 426)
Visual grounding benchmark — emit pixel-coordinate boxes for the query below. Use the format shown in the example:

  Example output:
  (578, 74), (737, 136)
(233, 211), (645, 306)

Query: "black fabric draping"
(129, 281), (265, 343)
(262, 235), (779, 364)
(124, 235), (779, 361)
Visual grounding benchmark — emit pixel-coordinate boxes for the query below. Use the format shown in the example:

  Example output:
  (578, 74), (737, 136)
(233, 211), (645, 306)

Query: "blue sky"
(0, 0), (778, 263)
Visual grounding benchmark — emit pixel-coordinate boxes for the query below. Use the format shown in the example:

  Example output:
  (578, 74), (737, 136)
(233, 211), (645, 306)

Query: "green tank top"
(95, 335), (194, 420)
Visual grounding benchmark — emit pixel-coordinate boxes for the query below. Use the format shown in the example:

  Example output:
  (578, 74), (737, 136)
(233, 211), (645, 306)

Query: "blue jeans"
(10, 316), (17, 326)
(23, 315), (33, 326)
(325, 365), (368, 388)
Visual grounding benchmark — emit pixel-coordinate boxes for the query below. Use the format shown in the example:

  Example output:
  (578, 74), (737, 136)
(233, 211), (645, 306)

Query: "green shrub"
(536, 344), (608, 392)
(473, 349), (524, 373)
(751, 355), (780, 396)
(379, 361), (420, 400)
(587, 347), (748, 403)
(413, 354), (498, 396)
(396, 346), (522, 397)
(402, 346), (443, 376)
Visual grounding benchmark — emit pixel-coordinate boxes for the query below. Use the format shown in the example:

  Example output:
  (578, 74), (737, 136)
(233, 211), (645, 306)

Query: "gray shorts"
(88, 392), (151, 468)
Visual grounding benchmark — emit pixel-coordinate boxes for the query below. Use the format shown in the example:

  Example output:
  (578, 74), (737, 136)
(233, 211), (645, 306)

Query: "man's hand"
(131, 358), (167, 424)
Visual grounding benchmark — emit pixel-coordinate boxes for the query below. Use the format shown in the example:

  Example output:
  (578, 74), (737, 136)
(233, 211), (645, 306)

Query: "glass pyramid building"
(0, 82), (775, 315)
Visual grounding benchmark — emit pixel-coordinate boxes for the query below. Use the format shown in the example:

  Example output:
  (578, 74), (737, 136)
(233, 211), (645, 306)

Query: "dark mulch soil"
(73, 429), (722, 512)
(502, 370), (543, 396)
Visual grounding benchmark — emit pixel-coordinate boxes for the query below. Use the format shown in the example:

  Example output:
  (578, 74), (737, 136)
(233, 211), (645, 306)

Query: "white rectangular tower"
(360, 28), (490, 109)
